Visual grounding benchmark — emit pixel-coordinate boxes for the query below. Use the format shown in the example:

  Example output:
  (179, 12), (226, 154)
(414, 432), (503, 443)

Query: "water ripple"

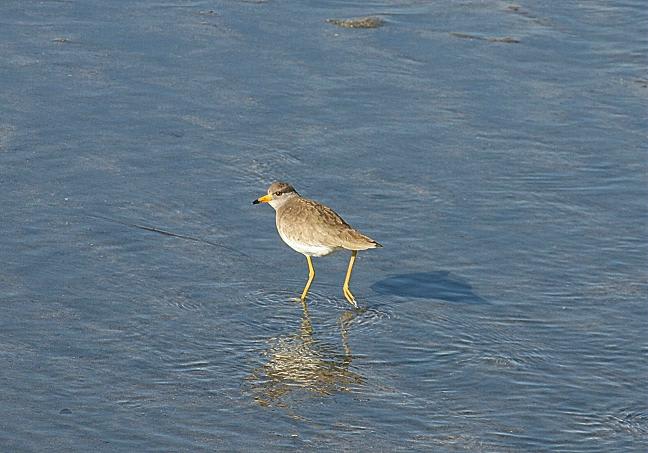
(568, 407), (648, 440)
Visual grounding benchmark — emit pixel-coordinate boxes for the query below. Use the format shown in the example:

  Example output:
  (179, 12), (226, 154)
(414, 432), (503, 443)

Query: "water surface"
(1, 0), (647, 451)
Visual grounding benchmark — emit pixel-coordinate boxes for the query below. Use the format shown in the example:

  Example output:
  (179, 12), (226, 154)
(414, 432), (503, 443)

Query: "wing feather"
(277, 198), (380, 250)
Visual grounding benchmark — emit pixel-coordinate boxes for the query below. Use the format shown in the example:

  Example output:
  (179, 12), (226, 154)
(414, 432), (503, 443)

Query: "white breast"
(277, 228), (339, 257)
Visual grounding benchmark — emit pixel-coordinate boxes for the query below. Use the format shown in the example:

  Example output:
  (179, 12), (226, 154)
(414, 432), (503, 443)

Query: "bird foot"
(343, 287), (358, 308)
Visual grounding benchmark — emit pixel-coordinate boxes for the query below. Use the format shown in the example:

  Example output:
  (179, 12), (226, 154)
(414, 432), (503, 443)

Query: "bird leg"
(300, 255), (315, 302)
(342, 251), (358, 308)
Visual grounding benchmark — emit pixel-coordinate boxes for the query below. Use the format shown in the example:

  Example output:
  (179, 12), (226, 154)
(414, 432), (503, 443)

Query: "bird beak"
(252, 194), (273, 205)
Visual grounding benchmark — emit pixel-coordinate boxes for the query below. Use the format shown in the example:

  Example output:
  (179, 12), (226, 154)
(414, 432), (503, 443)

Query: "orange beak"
(252, 194), (273, 205)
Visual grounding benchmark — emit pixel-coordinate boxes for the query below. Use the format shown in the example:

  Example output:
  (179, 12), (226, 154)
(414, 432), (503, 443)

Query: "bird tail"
(353, 235), (382, 250)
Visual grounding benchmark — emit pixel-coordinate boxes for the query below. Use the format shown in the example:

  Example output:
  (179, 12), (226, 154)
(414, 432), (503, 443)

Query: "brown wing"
(277, 198), (380, 251)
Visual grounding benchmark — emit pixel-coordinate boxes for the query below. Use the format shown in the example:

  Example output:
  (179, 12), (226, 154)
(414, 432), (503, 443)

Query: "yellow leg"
(342, 251), (358, 308)
(300, 255), (315, 302)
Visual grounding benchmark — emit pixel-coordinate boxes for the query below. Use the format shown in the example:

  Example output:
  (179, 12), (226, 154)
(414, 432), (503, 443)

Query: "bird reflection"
(246, 303), (364, 407)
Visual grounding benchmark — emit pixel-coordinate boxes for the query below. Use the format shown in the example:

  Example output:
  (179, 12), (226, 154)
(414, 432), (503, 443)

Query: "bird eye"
(273, 191), (282, 197)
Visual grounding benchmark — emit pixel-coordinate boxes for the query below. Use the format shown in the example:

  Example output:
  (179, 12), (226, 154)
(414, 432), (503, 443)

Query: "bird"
(253, 182), (382, 307)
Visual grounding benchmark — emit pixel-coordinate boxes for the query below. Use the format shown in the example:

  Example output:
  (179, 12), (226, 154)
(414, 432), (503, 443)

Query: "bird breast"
(277, 228), (340, 257)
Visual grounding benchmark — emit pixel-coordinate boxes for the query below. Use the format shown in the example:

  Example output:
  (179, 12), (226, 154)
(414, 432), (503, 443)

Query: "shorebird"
(253, 182), (381, 307)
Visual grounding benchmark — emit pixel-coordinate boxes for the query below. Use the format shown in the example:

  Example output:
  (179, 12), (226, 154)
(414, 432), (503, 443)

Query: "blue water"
(1, 0), (647, 451)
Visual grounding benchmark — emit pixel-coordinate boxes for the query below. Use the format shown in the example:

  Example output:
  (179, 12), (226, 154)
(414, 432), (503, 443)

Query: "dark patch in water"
(450, 32), (520, 43)
(371, 272), (488, 304)
(327, 17), (385, 29)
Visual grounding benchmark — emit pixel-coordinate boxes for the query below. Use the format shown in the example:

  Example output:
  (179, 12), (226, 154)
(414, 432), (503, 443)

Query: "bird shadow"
(371, 271), (488, 304)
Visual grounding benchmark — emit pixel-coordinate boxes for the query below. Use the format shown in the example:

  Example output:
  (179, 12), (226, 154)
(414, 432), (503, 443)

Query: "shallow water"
(1, 0), (647, 451)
